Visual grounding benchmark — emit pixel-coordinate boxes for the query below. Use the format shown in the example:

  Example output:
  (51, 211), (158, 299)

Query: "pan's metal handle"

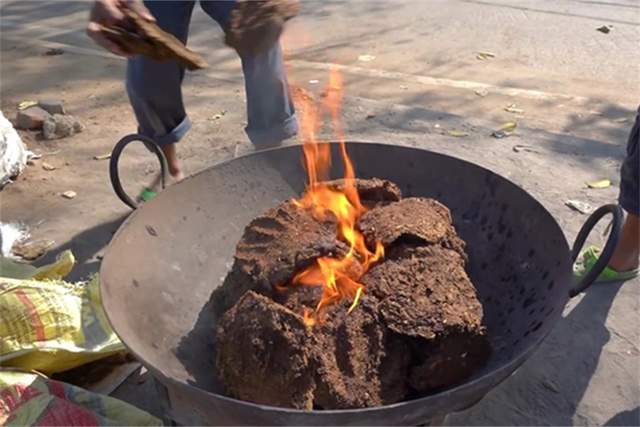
(110, 133), (168, 210)
(569, 204), (623, 297)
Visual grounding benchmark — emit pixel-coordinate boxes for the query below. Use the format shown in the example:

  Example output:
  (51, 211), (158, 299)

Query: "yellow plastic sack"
(0, 370), (162, 426)
(0, 251), (125, 374)
(0, 250), (75, 281)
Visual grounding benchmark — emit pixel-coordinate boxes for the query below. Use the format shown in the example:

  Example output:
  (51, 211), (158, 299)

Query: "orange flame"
(290, 67), (384, 326)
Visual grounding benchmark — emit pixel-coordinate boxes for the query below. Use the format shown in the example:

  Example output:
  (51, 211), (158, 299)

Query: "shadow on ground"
(604, 406), (640, 426)
(451, 280), (627, 425)
(35, 214), (128, 282)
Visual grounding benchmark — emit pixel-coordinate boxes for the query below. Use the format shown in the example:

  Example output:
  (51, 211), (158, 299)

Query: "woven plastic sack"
(0, 370), (161, 426)
(0, 251), (125, 375)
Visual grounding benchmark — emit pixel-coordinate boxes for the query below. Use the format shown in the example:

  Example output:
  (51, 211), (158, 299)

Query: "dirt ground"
(1, 1), (639, 426)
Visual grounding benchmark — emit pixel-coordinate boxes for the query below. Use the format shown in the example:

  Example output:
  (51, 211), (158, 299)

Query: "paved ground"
(1, 1), (639, 425)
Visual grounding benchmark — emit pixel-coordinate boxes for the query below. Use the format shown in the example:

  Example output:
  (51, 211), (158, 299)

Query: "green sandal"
(137, 188), (157, 202)
(574, 246), (639, 283)
(136, 172), (163, 203)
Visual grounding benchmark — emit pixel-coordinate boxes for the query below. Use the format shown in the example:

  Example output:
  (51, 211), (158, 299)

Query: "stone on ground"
(38, 99), (65, 115)
(43, 114), (84, 140)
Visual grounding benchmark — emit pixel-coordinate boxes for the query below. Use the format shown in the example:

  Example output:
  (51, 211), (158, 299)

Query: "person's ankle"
(609, 255), (639, 272)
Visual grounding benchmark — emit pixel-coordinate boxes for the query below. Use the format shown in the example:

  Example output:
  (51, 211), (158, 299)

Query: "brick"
(15, 106), (51, 130)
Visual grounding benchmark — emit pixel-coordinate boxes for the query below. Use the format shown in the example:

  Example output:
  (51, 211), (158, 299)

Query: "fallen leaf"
(596, 25), (610, 34)
(504, 104), (524, 114)
(476, 51), (496, 60)
(358, 54), (376, 62)
(447, 130), (469, 137)
(365, 114), (376, 120)
(18, 100), (38, 110)
(62, 190), (77, 199)
(565, 200), (594, 215)
(492, 121), (517, 138)
(499, 121), (517, 132)
(587, 179), (611, 189)
(42, 162), (56, 171)
(93, 153), (111, 160)
(474, 88), (489, 97)
(513, 145), (539, 153)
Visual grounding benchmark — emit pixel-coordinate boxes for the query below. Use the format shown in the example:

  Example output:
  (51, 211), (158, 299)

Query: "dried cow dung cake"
(213, 178), (490, 409)
(312, 299), (410, 409)
(211, 200), (348, 313)
(98, 7), (208, 70)
(324, 178), (402, 207)
(234, 200), (346, 287)
(216, 290), (410, 410)
(225, 0), (300, 56)
(358, 197), (466, 258)
(215, 291), (317, 410)
(362, 245), (490, 392)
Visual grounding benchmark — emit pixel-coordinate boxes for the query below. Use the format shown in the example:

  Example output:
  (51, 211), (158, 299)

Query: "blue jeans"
(126, 0), (298, 148)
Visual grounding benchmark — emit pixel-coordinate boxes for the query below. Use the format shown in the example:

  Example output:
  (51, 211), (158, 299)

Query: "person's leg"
(609, 214), (639, 271)
(126, 1), (196, 180)
(240, 43), (298, 148)
(159, 144), (182, 181)
(200, 0), (298, 149)
(611, 108), (640, 271)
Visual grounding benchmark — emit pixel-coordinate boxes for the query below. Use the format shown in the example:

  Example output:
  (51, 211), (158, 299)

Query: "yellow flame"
(289, 67), (384, 326)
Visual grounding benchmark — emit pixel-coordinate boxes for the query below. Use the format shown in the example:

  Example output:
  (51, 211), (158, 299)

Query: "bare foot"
(144, 167), (184, 194)
(170, 169), (185, 182)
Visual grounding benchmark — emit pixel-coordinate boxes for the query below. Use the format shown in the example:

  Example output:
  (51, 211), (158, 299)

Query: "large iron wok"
(100, 142), (621, 426)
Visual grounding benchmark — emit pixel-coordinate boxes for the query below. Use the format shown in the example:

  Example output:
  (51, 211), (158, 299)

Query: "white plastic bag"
(0, 110), (31, 187)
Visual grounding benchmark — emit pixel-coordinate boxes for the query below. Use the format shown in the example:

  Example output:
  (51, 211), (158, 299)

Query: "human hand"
(86, 0), (154, 57)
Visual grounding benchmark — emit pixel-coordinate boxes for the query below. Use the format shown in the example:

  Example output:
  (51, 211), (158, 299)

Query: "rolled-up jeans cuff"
(246, 114), (298, 149)
(140, 116), (192, 146)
